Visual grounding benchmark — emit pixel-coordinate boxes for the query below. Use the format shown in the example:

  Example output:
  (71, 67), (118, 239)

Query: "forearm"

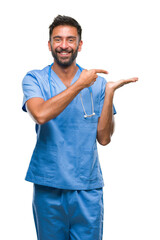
(27, 69), (109, 124)
(31, 81), (83, 124)
(97, 89), (114, 145)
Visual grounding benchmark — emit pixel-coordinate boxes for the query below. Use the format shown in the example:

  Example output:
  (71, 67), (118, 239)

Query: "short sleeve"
(22, 72), (44, 112)
(99, 78), (117, 116)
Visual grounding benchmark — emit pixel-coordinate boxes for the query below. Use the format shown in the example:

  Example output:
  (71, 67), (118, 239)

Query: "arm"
(26, 69), (108, 124)
(97, 77), (138, 146)
(97, 89), (115, 146)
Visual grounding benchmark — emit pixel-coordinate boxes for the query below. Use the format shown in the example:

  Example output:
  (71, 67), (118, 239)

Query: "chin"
(57, 59), (74, 68)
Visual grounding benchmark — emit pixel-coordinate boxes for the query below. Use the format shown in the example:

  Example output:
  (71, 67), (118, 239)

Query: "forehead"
(51, 25), (78, 37)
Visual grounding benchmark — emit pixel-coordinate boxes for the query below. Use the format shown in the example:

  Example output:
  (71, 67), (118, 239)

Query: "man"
(22, 15), (138, 240)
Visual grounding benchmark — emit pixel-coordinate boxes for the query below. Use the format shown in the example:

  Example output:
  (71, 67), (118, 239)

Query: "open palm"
(106, 77), (138, 92)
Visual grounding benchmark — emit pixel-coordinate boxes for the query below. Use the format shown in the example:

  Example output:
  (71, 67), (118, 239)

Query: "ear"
(48, 41), (51, 51)
(78, 40), (83, 52)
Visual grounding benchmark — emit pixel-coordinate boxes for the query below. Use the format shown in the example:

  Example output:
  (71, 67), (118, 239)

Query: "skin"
(48, 25), (83, 87)
(26, 25), (138, 146)
(97, 77), (138, 145)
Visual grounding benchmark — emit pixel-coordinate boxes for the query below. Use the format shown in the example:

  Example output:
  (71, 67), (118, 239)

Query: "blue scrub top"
(22, 64), (116, 190)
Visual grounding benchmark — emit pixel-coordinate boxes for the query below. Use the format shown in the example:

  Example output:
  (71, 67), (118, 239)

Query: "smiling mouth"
(57, 52), (72, 59)
(59, 52), (70, 55)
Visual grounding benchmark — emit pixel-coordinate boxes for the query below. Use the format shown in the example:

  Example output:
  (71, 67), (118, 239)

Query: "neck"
(51, 61), (78, 81)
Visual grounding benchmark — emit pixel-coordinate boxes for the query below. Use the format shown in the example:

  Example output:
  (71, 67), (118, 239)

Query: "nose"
(60, 39), (68, 49)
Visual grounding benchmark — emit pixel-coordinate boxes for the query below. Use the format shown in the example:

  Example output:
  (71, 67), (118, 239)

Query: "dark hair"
(49, 15), (82, 41)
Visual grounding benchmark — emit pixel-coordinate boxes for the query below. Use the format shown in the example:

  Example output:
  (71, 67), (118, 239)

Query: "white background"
(0, 0), (160, 239)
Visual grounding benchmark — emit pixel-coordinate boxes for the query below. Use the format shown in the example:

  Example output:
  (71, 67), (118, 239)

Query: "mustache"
(56, 48), (73, 53)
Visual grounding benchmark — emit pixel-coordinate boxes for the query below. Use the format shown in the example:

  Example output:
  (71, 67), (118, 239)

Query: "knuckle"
(90, 69), (95, 73)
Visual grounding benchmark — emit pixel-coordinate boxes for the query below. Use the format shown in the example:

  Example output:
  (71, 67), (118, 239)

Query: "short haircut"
(49, 15), (82, 41)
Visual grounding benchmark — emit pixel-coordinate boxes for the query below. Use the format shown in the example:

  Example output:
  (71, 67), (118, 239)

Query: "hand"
(106, 77), (138, 93)
(78, 69), (108, 89)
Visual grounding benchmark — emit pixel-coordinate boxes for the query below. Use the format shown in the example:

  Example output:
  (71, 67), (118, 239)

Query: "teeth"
(60, 52), (68, 55)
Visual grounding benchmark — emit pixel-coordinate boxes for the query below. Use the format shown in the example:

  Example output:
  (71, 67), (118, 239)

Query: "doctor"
(22, 15), (138, 240)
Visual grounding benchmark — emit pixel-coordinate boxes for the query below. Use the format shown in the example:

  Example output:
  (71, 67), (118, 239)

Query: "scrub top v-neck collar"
(50, 67), (81, 90)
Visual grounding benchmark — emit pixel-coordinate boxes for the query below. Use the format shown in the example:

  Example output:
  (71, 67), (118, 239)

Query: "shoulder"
(97, 75), (107, 84)
(26, 65), (49, 78)
(22, 65), (49, 84)
(93, 75), (107, 93)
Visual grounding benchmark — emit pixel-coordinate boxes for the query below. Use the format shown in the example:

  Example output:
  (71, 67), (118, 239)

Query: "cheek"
(53, 43), (59, 49)
(52, 44), (61, 53)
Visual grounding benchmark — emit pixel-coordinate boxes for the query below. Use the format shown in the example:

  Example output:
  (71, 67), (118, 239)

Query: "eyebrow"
(53, 36), (77, 39)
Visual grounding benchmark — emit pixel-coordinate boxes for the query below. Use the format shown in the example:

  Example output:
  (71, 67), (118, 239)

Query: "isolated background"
(0, 0), (160, 239)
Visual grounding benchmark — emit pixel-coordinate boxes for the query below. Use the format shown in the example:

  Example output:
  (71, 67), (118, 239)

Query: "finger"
(125, 77), (138, 82)
(120, 77), (138, 84)
(94, 69), (109, 74)
(125, 78), (138, 84)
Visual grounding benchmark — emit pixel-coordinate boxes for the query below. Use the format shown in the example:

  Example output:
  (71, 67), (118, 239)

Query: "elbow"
(26, 102), (49, 125)
(35, 113), (48, 125)
(97, 128), (112, 146)
(32, 112), (46, 125)
(34, 112), (56, 125)
(98, 137), (111, 146)
(36, 118), (45, 125)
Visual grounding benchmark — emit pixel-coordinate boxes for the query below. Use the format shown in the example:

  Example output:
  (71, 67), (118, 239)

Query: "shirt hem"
(25, 175), (104, 190)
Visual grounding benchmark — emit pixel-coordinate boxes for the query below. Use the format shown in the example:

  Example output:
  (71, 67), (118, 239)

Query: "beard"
(50, 45), (79, 68)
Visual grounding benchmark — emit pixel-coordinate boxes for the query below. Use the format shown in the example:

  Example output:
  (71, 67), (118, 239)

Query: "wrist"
(105, 86), (114, 98)
(73, 80), (84, 92)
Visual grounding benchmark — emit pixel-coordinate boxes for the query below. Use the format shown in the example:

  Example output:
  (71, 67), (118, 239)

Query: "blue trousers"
(32, 184), (104, 240)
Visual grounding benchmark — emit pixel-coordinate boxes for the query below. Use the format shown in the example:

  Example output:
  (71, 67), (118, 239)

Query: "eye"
(68, 38), (75, 43)
(54, 38), (61, 43)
